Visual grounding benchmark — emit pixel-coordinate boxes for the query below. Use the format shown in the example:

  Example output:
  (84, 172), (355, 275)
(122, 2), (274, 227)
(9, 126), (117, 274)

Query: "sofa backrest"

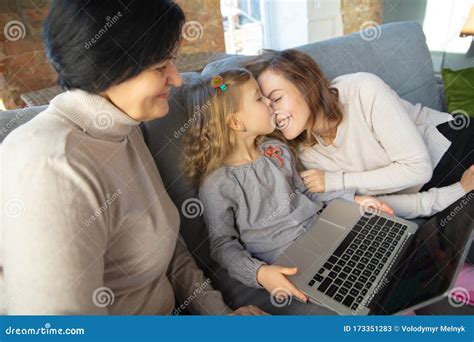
(0, 106), (48, 143)
(142, 72), (217, 268)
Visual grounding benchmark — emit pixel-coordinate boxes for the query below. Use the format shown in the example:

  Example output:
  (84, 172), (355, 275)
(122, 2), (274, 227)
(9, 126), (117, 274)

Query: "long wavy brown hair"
(244, 49), (344, 170)
(182, 68), (259, 187)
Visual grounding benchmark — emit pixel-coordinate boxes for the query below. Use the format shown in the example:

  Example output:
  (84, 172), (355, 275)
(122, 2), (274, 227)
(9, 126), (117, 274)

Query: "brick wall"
(176, 0), (225, 55)
(0, 0), (54, 109)
(0, 0), (225, 110)
(341, 0), (383, 34)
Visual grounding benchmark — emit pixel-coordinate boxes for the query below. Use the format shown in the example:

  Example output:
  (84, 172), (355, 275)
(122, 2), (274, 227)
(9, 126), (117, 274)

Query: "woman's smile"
(157, 90), (170, 99)
(274, 111), (293, 130)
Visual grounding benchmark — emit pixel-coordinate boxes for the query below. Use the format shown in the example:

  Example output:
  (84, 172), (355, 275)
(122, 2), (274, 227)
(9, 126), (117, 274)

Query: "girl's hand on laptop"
(300, 169), (325, 192)
(355, 195), (394, 215)
(256, 264), (308, 303)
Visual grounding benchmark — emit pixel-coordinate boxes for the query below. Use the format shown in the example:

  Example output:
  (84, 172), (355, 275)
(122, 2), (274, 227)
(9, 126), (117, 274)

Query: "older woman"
(245, 49), (474, 219)
(2, 0), (264, 315)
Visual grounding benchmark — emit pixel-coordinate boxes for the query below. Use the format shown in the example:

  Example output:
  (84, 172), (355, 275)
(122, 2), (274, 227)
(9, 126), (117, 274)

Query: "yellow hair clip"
(210, 75), (228, 91)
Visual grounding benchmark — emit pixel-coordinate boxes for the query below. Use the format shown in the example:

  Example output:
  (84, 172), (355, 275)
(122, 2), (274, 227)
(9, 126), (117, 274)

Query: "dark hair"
(43, 0), (185, 93)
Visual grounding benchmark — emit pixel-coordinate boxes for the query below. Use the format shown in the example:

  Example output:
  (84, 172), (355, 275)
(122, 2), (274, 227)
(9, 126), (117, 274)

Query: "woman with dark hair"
(2, 0), (265, 315)
(245, 49), (474, 219)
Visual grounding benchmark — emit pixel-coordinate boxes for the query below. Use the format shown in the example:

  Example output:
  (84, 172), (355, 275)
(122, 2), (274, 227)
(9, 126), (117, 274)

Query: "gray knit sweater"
(199, 139), (355, 288)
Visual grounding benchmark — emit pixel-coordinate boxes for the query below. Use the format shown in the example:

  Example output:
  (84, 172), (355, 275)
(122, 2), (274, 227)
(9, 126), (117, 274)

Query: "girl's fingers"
(282, 279), (307, 302)
(278, 266), (298, 275)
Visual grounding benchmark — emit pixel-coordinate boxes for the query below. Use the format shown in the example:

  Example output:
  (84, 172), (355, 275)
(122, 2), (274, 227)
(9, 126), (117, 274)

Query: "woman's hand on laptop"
(256, 264), (308, 303)
(231, 305), (270, 315)
(460, 165), (474, 193)
(355, 195), (394, 215)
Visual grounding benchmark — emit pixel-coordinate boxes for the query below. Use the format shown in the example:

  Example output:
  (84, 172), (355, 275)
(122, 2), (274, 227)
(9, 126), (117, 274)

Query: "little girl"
(182, 68), (392, 302)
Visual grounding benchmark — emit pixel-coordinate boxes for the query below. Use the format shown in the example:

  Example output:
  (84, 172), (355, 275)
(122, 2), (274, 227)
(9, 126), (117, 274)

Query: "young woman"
(2, 0), (264, 316)
(245, 49), (474, 219)
(182, 68), (392, 303)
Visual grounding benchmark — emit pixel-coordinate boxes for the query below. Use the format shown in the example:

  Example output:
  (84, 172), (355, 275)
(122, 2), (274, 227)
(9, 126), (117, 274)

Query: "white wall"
(262, 0), (343, 50)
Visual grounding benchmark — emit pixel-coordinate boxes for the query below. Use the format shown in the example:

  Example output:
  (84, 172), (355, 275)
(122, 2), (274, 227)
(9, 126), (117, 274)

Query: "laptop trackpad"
(312, 219), (348, 252)
(275, 219), (347, 272)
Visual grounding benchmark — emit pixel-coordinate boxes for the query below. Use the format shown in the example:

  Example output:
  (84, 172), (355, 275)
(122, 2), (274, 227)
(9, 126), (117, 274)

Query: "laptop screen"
(369, 191), (474, 315)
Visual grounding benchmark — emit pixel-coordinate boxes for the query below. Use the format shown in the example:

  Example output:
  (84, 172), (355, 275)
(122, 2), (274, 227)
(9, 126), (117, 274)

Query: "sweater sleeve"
(199, 177), (266, 288)
(166, 234), (232, 315)
(292, 157), (356, 203)
(325, 73), (433, 194)
(264, 139), (356, 203)
(3, 155), (108, 314)
(376, 182), (466, 219)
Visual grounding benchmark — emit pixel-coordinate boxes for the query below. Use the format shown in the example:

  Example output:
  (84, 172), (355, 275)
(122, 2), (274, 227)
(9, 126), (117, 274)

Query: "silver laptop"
(274, 195), (474, 315)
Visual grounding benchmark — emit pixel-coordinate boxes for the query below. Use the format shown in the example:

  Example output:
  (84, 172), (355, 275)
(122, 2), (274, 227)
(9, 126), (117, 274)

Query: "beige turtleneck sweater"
(2, 89), (232, 315)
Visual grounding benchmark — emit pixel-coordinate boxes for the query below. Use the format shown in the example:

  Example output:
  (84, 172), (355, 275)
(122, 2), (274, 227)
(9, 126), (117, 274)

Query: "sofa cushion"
(442, 67), (474, 117)
(202, 21), (442, 112)
(0, 106), (48, 143)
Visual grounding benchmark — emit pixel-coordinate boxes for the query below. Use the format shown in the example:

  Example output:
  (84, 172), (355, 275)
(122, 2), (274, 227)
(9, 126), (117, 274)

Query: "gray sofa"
(1, 22), (462, 315)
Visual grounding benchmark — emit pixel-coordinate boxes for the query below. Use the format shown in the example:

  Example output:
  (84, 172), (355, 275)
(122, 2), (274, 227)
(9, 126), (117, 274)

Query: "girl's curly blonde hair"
(182, 68), (256, 187)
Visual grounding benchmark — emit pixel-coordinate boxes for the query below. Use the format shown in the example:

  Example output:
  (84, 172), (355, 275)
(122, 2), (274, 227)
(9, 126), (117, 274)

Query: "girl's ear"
(226, 114), (245, 131)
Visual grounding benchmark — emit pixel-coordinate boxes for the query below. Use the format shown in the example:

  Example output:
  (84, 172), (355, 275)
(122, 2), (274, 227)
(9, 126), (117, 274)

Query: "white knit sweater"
(298, 72), (466, 219)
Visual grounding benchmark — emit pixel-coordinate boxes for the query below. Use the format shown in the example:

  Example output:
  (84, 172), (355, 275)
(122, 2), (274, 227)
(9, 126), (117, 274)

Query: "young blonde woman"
(182, 68), (392, 303)
(245, 49), (474, 219)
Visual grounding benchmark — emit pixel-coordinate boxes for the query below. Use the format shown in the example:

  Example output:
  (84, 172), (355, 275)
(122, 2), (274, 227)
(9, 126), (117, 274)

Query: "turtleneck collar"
(49, 89), (141, 142)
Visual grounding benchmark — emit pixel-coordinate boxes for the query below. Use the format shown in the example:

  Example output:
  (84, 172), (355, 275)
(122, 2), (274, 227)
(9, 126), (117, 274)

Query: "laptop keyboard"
(307, 215), (408, 312)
